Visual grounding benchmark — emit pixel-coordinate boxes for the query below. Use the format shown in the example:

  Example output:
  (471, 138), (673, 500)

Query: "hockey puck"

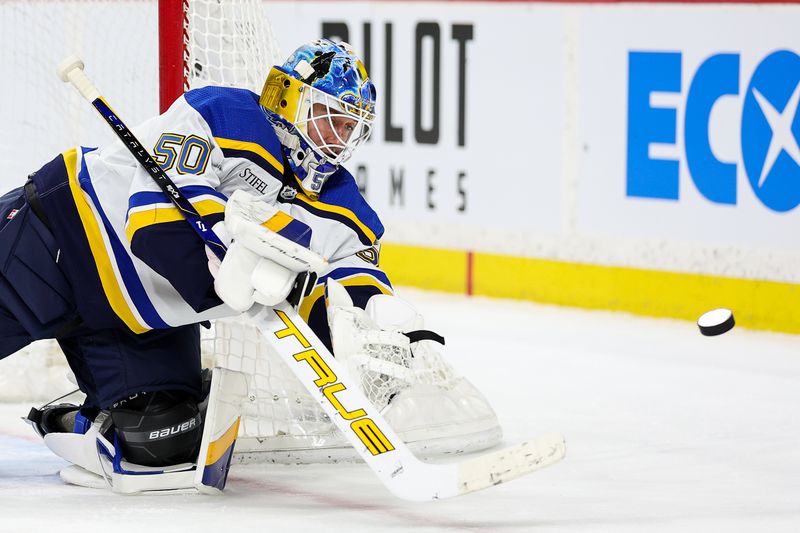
(697, 308), (735, 336)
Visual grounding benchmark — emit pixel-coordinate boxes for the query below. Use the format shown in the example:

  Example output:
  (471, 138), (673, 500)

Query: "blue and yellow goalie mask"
(260, 39), (377, 199)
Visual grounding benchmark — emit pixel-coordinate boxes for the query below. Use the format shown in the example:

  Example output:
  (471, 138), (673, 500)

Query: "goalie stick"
(57, 56), (566, 501)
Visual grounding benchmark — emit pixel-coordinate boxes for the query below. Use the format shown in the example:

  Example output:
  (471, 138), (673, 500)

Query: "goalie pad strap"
(403, 330), (445, 346)
(24, 178), (52, 230)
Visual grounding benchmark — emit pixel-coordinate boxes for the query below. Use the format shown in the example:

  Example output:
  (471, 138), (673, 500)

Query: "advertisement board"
(266, 2), (800, 331)
(3, 1), (797, 330)
(577, 5), (800, 280)
(267, 3), (566, 252)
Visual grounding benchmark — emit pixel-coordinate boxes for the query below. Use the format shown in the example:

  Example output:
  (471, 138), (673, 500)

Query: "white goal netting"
(185, 0), (282, 92)
(0, 0), (501, 463)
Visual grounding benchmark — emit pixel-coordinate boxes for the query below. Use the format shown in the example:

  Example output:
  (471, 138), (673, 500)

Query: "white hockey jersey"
(37, 86), (391, 340)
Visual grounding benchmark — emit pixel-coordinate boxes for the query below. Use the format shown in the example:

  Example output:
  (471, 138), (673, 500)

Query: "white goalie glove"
(325, 279), (502, 452)
(210, 189), (327, 312)
(326, 279), (448, 410)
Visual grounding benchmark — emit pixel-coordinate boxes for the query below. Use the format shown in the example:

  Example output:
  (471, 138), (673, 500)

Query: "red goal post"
(159, 0), (187, 112)
(160, 0), (282, 110)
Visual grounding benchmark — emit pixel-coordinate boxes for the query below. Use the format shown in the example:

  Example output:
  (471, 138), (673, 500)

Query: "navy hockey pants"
(0, 179), (202, 409)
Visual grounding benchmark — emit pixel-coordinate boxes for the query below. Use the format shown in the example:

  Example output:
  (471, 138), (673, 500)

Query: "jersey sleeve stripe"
(322, 267), (393, 288)
(128, 186), (227, 210)
(298, 268), (393, 321)
(65, 149), (147, 333)
(294, 193), (377, 246)
(125, 198), (226, 243)
(68, 149), (169, 333)
(215, 137), (284, 176)
(78, 150), (171, 330)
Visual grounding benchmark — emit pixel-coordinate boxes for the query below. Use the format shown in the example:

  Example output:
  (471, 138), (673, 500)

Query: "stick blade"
(456, 432), (566, 496)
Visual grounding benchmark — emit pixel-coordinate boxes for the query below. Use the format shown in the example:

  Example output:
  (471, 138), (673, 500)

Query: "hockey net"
(0, 0), (501, 463)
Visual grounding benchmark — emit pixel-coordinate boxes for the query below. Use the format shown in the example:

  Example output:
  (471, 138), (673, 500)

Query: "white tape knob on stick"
(697, 308), (735, 336)
(57, 55), (101, 101)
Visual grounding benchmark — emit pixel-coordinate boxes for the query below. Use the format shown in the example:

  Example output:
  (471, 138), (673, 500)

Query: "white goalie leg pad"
(59, 464), (107, 489)
(44, 414), (197, 494)
(194, 367), (248, 494)
(44, 413), (107, 478)
(97, 367), (247, 495)
(48, 368), (247, 494)
(95, 432), (197, 495)
(326, 280), (502, 454)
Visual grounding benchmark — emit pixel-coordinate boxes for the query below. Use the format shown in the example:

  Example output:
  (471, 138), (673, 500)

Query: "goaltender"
(0, 39), (497, 489)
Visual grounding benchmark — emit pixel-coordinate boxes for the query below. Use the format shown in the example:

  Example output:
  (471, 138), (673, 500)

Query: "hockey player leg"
(35, 368), (247, 494)
(45, 321), (249, 493)
(92, 392), (203, 494)
(99, 367), (247, 495)
(36, 390), (204, 493)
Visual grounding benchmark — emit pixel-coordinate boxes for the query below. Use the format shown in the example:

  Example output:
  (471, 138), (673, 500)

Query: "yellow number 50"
(153, 133), (211, 175)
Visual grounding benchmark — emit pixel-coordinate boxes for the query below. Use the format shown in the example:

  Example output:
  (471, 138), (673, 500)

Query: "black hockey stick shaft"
(57, 56), (227, 262)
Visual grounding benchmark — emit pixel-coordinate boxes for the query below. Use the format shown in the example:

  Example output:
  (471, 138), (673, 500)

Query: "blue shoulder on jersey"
(185, 87), (383, 247)
(184, 86), (285, 181)
(294, 166), (385, 246)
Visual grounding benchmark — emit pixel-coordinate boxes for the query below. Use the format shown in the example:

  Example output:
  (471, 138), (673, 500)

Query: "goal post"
(158, 0), (186, 112)
(158, 0), (283, 111)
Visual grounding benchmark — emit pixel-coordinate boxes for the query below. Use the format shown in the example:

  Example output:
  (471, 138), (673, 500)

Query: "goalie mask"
(260, 39), (376, 199)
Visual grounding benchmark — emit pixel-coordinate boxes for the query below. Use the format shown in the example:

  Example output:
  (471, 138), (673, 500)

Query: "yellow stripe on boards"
(214, 137), (283, 173)
(473, 253), (800, 332)
(125, 199), (225, 242)
(380, 243), (467, 294)
(64, 149), (148, 334)
(380, 242), (800, 334)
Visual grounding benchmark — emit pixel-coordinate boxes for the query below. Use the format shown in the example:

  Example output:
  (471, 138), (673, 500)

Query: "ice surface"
(1, 288), (799, 532)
